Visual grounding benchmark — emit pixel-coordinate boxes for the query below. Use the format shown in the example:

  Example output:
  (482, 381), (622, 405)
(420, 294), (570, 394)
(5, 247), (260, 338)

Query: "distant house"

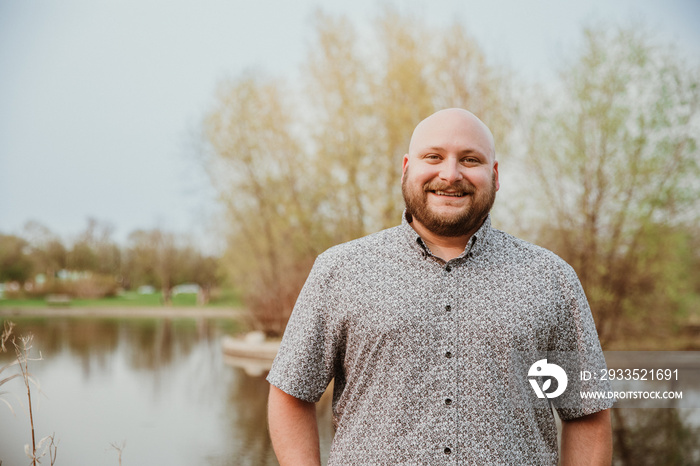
(137, 285), (156, 295)
(172, 283), (200, 295)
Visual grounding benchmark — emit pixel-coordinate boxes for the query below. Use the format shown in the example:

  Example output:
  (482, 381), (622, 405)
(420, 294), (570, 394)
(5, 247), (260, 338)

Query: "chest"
(334, 257), (561, 358)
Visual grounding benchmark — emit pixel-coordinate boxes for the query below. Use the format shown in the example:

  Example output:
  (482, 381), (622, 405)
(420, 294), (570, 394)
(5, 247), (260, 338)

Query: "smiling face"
(401, 108), (499, 238)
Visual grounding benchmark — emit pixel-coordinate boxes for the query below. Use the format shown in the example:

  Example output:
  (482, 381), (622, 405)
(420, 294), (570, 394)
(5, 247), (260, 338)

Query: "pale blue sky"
(1, 0), (698, 246)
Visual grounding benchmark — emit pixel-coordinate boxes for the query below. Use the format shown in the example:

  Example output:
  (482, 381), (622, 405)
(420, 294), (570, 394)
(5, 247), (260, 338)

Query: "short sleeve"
(551, 263), (615, 420)
(266, 252), (343, 402)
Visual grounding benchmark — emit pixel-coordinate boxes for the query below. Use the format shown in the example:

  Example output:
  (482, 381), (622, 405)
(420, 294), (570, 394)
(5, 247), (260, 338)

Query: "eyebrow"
(422, 146), (485, 157)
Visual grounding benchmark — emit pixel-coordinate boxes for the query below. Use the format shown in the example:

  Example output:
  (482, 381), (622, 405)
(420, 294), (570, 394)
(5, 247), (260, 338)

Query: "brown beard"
(402, 167), (496, 237)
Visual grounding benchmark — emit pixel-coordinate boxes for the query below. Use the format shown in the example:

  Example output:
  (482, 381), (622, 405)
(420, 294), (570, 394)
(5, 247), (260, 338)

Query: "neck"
(409, 219), (477, 261)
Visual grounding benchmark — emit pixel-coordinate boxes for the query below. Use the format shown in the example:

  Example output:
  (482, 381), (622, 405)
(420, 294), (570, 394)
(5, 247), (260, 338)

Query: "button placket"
(440, 262), (459, 463)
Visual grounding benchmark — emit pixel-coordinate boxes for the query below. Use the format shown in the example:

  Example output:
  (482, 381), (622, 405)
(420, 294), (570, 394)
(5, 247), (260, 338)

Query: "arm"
(268, 384), (321, 466)
(560, 409), (612, 465)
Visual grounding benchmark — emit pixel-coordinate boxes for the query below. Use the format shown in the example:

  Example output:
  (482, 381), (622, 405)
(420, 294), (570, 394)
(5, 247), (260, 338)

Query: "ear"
(401, 154), (409, 182)
(493, 161), (500, 191)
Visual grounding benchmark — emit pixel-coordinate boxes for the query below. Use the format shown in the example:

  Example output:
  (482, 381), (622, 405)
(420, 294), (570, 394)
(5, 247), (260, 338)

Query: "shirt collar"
(399, 210), (493, 261)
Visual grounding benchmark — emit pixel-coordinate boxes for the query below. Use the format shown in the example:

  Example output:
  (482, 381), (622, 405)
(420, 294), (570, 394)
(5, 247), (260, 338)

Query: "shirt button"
(445, 351), (452, 358)
(445, 265), (452, 272)
(444, 447), (452, 455)
(445, 305), (451, 312)
(445, 398), (452, 405)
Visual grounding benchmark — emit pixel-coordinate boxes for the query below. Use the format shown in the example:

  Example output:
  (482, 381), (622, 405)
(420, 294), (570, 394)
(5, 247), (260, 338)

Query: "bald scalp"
(408, 108), (496, 163)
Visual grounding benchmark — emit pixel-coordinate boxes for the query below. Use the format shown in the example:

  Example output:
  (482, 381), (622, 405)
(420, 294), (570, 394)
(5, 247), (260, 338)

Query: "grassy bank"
(0, 289), (242, 309)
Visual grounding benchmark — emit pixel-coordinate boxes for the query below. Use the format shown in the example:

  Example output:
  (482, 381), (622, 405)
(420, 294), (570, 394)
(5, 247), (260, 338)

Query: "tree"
(21, 221), (67, 281)
(201, 10), (512, 336)
(367, 8), (435, 229)
(304, 12), (376, 238)
(182, 249), (223, 305)
(522, 25), (700, 345)
(203, 74), (322, 335)
(125, 228), (181, 305)
(66, 218), (121, 276)
(0, 234), (34, 285)
(304, 9), (512, 234)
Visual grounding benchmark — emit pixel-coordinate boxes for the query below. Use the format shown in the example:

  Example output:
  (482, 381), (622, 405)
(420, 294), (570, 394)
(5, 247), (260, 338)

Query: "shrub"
(70, 274), (120, 299)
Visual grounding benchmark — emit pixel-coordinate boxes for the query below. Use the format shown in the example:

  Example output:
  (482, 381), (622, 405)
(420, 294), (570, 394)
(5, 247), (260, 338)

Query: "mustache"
(423, 181), (476, 194)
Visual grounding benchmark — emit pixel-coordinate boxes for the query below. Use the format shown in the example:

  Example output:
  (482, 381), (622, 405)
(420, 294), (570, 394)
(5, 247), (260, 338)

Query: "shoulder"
(315, 225), (403, 266)
(299, 226), (403, 299)
(487, 228), (578, 280)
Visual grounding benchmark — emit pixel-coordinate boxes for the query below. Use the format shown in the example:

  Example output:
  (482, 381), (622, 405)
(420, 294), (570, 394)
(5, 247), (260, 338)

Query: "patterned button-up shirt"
(268, 214), (613, 465)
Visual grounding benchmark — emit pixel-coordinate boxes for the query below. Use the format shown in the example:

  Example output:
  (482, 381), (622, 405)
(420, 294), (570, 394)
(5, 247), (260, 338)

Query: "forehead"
(408, 111), (495, 161)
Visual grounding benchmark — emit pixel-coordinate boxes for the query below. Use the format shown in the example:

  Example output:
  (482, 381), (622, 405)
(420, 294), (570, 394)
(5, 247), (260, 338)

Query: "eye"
(462, 157), (481, 164)
(424, 153), (441, 160)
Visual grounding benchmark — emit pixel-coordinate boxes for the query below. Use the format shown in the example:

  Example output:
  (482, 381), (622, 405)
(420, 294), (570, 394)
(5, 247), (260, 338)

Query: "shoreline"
(0, 306), (245, 320)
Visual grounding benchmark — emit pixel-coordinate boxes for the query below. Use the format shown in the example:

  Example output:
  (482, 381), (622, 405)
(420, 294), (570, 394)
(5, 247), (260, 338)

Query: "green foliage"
(4, 273), (118, 300)
(67, 218), (121, 276)
(0, 289), (241, 308)
(124, 228), (178, 300)
(122, 228), (223, 305)
(0, 235), (34, 284)
(522, 25), (700, 346)
(1, 220), (225, 306)
(21, 221), (67, 280)
(202, 19), (699, 343)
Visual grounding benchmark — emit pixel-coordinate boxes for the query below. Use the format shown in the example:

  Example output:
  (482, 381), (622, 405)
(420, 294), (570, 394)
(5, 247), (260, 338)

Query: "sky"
(1, 0), (699, 248)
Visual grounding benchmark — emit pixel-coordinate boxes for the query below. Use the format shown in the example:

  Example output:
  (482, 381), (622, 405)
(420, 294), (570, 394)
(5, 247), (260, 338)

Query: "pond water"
(1, 317), (699, 465)
(0, 317), (333, 466)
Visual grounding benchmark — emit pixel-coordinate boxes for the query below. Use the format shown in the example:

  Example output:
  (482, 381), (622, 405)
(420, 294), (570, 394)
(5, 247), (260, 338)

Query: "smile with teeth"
(432, 190), (467, 197)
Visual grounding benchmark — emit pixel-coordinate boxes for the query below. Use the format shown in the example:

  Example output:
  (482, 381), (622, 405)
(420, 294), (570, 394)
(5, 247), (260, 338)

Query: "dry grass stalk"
(109, 440), (126, 466)
(0, 321), (20, 414)
(1, 321), (56, 465)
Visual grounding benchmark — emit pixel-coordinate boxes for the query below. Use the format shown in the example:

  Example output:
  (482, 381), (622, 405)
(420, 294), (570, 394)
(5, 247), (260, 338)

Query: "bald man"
(267, 109), (613, 465)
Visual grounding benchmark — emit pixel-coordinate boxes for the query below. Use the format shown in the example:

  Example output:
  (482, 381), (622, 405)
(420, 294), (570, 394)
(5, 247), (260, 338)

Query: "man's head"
(401, 108), (499, 237)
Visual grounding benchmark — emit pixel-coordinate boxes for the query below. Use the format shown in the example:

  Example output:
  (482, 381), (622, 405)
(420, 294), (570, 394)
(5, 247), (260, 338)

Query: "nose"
(439, 158), (464, 183)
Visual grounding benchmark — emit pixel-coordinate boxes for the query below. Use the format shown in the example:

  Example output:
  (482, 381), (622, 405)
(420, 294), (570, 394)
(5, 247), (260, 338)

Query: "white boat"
(221, 332), (280, 376)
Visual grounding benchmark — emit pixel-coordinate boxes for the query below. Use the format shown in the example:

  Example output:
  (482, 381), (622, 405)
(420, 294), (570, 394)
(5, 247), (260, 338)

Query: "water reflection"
(221, 368), (278, 465)
(0, 316), (294, 465)
(612, 408), (700, 465)
(0, 317), (696, 465)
